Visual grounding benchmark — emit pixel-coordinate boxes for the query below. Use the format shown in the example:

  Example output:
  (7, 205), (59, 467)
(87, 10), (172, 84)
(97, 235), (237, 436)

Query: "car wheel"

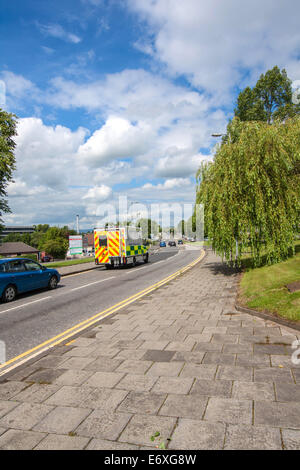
(143, 253), (149, 264)
(48, 275), (58, 290)
(132, 257), (136, 267)
(2, 285), (17, 303)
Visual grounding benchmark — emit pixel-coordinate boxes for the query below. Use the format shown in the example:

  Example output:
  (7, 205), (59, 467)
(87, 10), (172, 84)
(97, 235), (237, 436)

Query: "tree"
(196, 117), (300, 267)
(234, 66), (299, 124)
(0, 109), (18, 227)
(42, 239), (68, 259)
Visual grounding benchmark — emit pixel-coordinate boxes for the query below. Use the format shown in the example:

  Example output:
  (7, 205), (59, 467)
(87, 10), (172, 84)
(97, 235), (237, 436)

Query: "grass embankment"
(45, 257), (94, 268)
(240, 242), (300, 322)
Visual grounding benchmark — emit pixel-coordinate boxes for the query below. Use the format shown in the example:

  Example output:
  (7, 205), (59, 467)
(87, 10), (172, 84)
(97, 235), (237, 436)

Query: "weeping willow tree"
(196, 117), (300, 267)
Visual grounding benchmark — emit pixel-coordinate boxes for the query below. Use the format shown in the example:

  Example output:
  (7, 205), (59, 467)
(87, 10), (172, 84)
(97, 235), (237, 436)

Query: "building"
(83, 233), (95, 253)
(0, 242), (39, 259)
(0, 226), (35, 238)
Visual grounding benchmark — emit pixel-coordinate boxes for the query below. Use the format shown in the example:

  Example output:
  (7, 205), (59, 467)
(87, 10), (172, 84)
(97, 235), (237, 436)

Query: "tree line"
(197, 66), (300, 266)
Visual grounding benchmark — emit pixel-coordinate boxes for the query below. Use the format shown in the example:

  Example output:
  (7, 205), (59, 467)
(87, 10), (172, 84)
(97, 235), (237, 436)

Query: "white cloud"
(36, 22), (82, 44)
(77, 116), (153, 166)
(83, 185), (112, 202)
(127, 0), (300, 100)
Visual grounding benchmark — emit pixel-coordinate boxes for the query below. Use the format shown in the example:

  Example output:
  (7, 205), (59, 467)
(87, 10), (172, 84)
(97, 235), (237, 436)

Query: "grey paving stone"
(86, 439), (139, 450)
(64, 346), (99, 358)
(83, 371), (124, 388)
(253, 344), (290, 355)
(193, 342), (223, 352)
(117, 391), (166, 415)
(204, 397), (252, 425)
(25, 368), (68, 384)
(115, 374), (158, 392)
(168, 419), (226, 450)
(116, 360), (153, 375)
(236, 354), (270, 368)
(275, 382), (300, 402)
(211, 334), (239, 344)
(151, 377), (194, 395)
(33, 406), (92, 434)
(57, 356), (96, 370)
(254, 367), (294, 384)
(33, 355), (67, 369)
(45, 385), (128, 410)
(190, 379), (232, 398)
(0, 401), (19, 419)
(222, 343), (253, 354)
(34, 433), (90, 450)
(0, 429), (46, 450)
(203, 352), (236, 366)
(180, 364), (217, 380)
(255, 401), (300, 427)
(217, 365), (253, 382)
(139, 341), (170, 351)
(146, 362), (184, 377)
(12, 384), (60, 404)
(165, 340), (196, 352)
(159, 394), (208, 419)
(282, 429), (300, 450)
(171, 351), (205, 364)
(232, 381), (275, 401)
(114, 340), (144, 349)
(53, 369), (94, 386)
(141, 350), (175, 363)
(224, 424), (282, 450)
(75, 409), (132, 440)
(0, 381), (28, 400)
(84, 357), (123, 372)
(0, 402), (54, 430)
(292, 368), (300, 384)
(118, 414), (176, 447)
(6, 365), (40, 382)
(0, 427), (6, 436)
(114, 349), (146, 361)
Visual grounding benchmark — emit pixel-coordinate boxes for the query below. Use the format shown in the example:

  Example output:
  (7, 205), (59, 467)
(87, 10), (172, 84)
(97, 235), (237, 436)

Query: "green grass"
(44, 257), (94, 268)
(240, 243), (300, 322)
(184, 241), (211, 246)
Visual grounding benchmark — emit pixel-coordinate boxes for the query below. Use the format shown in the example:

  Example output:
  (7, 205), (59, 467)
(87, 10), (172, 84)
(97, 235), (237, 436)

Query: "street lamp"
(211, 133), (225, 138)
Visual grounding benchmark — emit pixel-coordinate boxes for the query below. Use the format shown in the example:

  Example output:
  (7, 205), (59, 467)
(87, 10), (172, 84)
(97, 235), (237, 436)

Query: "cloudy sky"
(1, 0), (300, 229)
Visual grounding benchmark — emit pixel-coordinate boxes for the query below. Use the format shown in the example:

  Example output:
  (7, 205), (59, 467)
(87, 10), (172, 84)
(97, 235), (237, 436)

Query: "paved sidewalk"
(0, 250), (299, 450)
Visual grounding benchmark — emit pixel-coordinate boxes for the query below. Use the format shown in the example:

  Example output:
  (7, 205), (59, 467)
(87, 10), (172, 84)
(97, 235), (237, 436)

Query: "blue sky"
(1, 0), (300, 229)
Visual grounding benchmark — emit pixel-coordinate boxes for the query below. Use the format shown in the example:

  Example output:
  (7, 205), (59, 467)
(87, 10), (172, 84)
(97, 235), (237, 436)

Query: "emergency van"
(94, 227), (149, 269)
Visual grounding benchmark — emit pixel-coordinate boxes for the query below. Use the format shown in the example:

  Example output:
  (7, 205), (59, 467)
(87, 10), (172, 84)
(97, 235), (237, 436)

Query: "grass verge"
(45, 257), (94, 268)
(239, 242), (300, 322)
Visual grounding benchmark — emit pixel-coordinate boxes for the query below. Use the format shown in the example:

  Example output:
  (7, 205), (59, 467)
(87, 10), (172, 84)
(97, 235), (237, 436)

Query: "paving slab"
(1, 250), (299, 449)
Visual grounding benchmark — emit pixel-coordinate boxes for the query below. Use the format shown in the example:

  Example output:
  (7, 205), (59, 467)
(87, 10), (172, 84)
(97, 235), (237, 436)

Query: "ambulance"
(94, 227), (149, 269)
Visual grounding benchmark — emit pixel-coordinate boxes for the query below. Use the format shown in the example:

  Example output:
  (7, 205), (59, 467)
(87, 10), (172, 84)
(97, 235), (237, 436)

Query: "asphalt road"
(0, 247), (202, 361)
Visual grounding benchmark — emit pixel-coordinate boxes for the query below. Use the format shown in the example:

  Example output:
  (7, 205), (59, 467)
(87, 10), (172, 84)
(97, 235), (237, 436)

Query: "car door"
(23, 260), (48, 290)
(7, 260), (31, 293)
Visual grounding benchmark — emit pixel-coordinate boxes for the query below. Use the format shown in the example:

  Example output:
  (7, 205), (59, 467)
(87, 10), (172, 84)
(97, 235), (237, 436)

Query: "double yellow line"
(0, 250), (205, 377)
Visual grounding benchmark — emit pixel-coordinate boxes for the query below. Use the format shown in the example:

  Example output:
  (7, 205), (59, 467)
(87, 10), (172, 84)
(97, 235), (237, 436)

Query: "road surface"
(0, 247), (202, 362)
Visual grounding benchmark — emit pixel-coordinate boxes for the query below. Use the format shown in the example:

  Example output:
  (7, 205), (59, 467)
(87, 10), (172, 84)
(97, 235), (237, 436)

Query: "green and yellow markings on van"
(0, 250), (205, 377)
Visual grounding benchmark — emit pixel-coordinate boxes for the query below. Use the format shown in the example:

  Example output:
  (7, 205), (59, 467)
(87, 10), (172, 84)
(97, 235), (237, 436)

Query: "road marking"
(0, 296), (52, 314)
(0, 251), (205, 376)
(125, 266), (148, 274)
(70, 277), (115, 291)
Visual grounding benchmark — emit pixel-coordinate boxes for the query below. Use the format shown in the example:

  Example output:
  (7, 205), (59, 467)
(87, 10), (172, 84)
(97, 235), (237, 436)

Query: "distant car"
(160, 241), (166, 247)
(168, 240), (176, 247)
(0, 258), (61, 303)
(177, 240), (183, 245)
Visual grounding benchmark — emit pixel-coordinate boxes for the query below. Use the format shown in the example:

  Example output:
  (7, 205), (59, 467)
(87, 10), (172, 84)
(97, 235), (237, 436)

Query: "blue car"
(0, 258), (61, 303)
(160, 241), (166, 247)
